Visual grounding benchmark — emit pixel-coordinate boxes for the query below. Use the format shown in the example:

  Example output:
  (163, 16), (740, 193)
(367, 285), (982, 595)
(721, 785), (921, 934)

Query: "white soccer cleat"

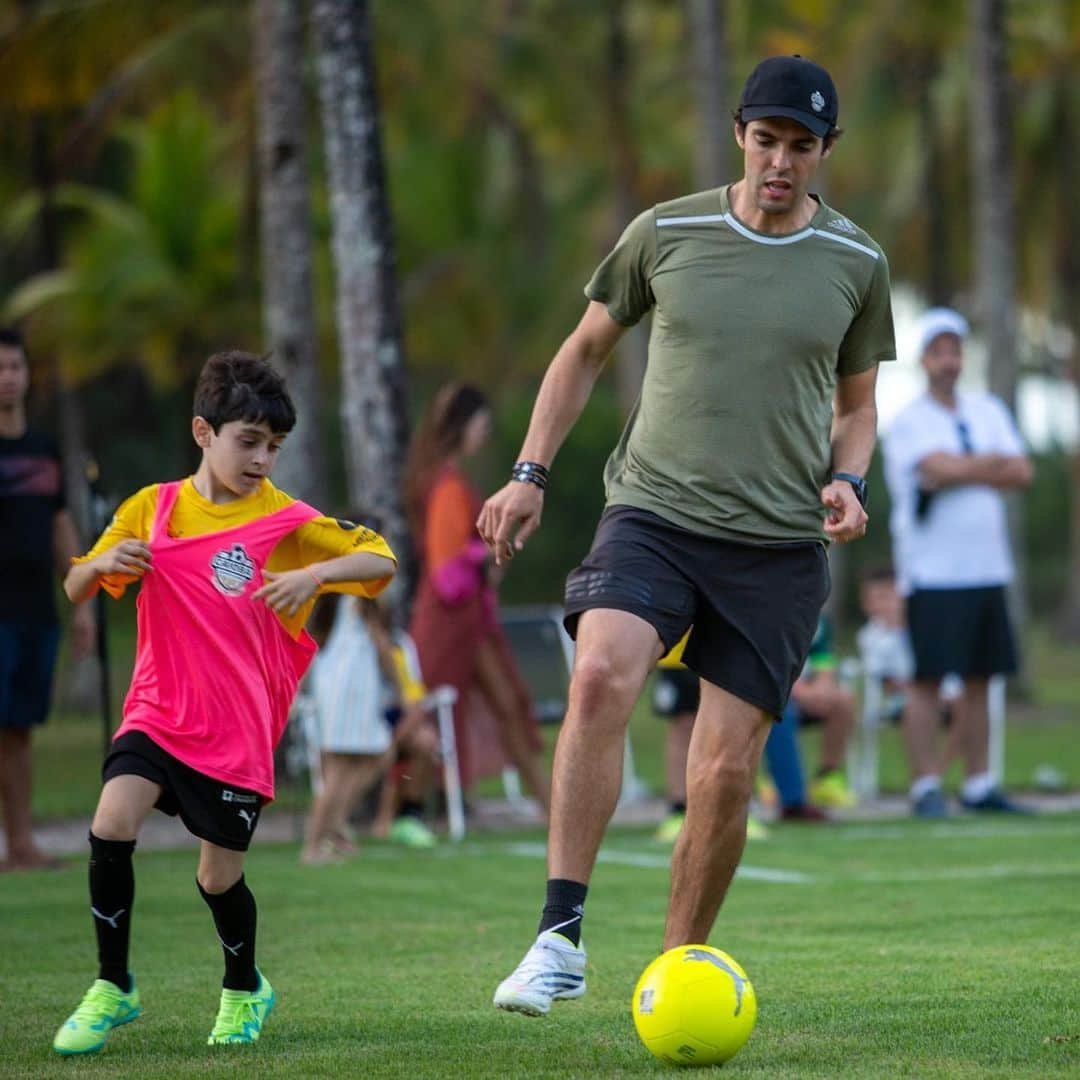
(493, 930), (587, 1016)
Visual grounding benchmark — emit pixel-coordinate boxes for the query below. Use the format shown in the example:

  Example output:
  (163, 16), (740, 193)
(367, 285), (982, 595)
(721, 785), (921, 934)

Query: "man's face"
(921, 333), (964, 395)
(735, 117), (829, 218)
(0, 345), (29, 410)
(193, 416), (285, 498)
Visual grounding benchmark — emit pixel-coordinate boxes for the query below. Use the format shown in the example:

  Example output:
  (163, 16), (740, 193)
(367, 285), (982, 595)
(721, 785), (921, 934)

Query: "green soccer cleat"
(388, 815), (436, 848)
(653, 811), (685, 845)
(207, 970), (275, 1045)
(810, 769), (858, 810)
(53, 977), (141, 1055)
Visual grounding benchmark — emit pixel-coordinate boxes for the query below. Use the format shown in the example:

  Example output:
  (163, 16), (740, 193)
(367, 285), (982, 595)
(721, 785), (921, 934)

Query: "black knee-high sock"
(538, 878), (588, 946)
(198, 876), (259, 991)
(88, 832), (136, 993)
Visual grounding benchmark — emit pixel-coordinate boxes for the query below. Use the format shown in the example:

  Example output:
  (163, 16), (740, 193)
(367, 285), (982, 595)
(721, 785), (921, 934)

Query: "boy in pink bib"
(53, 352), (396, 1055)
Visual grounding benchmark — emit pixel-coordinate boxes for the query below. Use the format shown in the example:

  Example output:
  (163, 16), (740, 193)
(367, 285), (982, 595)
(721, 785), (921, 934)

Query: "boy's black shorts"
(103, 730), (264, 852)
(564, 506), (830, 717)
(652, 668), (700, 718)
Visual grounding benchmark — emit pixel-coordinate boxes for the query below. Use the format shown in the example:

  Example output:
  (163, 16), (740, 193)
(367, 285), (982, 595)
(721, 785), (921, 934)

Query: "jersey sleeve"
(837, 252), (897, 376)
(292, 514), (397, 598)
(583, 207), (657, 327)
(70, 484), (158, 599)
(391, 645), (427, 705)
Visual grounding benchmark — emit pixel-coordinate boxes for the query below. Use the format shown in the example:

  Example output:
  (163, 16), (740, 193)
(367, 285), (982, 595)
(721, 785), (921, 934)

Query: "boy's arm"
(252, 551), (396, 618)
(64, 486), (157, 602)
(64, 540), (153, 603)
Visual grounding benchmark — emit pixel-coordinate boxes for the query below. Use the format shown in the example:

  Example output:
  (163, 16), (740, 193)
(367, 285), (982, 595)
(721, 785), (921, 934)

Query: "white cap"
(916, 307), (969, 356)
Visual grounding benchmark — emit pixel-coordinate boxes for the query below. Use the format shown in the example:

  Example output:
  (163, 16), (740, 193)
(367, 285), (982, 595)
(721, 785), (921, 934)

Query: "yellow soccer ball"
(631, 945), (757, 1067)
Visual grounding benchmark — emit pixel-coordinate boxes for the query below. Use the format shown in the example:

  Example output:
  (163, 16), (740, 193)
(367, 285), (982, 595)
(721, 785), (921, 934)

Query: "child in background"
(301, 592), (440, 863)
(856, 565), (914, 696)
(53, 352), (395, 1055)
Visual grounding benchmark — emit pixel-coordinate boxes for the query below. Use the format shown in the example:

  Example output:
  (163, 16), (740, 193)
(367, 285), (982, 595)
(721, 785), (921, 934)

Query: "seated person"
(651, 633), (825, 843)
(856, 565), (914, 725)
(300, 593), (439, 863)
(792, 614), (858, 809)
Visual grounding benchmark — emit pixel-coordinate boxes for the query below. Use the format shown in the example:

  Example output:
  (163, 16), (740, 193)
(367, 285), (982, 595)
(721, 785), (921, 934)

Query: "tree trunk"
(605, 0), (648, 414)
(688, 0), (731, 189)
(1054, 79), (1080, 637)
(969, 0), (1028, 662)
(253, 0), (326, 506)
(918, 57), (952, 306)
(312, 0), (413, 607)
(969, 0), (1017, 412)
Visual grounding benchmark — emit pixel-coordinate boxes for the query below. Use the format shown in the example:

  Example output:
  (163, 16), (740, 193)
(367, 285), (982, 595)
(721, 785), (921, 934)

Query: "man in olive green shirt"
(479, 55), (895, 1017)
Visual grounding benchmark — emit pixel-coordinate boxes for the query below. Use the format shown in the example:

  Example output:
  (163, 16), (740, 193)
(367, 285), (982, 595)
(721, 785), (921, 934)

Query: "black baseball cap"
(738, 55), (838, 138)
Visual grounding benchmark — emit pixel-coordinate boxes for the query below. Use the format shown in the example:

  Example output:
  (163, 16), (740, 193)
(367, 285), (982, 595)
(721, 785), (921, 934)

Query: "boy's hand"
(94, 540), (153, 577)
(252, 568), (318, 616)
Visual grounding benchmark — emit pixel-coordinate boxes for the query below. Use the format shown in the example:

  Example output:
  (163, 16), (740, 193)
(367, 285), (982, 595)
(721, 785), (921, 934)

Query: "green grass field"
(4, 814), (1080, 1078)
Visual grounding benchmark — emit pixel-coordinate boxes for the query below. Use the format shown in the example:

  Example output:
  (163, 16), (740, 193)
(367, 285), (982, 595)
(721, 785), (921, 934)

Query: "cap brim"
(740, 105), (830, 138)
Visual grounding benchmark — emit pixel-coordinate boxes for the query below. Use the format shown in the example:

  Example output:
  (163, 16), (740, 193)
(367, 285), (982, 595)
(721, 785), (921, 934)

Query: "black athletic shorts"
(907, 585), (1018, 680)
(652, 668), (700, 718)
(564, 506), (830, 717)
(103, 731), (264, 852)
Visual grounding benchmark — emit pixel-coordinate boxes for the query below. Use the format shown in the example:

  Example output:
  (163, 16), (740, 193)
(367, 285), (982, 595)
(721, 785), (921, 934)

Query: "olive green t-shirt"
(585, 185), (896, 544)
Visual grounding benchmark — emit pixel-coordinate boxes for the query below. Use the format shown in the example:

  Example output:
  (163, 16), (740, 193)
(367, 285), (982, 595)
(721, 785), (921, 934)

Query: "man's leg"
(902, 679), (948, 815)
(953, 677), (1024, 811)
(0, 727), (52, 867)
(664, 682), (771, 949)
(953, 677), (990, 779)
(493, 608), (662, 1015)
(547, 608), (663, 884)
(654, 712), (693, 842)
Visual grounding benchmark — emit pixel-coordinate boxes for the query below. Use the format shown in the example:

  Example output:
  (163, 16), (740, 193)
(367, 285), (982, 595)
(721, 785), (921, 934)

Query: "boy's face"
(192, 417), (284, 497)
(860, 580), (902, 626)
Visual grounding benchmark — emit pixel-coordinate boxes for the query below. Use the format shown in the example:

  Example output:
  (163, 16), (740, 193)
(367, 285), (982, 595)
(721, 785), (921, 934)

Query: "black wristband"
(511, 461), (549, 490)
(831, 471), (867, 508)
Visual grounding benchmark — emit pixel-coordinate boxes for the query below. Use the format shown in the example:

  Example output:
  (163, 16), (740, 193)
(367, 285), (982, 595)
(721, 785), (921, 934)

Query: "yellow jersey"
(75, 477), (395, 637)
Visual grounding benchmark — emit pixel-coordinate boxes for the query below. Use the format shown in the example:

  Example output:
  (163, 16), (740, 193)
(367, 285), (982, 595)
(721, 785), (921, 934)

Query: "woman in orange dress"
(406, 383), (550, 816)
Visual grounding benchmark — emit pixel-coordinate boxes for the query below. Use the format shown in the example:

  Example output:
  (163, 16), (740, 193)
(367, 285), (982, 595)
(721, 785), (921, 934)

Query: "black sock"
(88, 832), (135, 993)
(198, 875), (259, 991)
(399, 800), (424, 820)
(538, 878), (588, 946)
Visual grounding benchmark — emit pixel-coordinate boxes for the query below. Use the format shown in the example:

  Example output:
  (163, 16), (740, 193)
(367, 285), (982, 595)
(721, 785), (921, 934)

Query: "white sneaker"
(493, 930), (587, 1016)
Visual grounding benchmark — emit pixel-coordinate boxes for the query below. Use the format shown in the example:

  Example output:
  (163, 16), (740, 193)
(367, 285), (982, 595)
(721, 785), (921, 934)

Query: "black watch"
(831, 471), (867, 508)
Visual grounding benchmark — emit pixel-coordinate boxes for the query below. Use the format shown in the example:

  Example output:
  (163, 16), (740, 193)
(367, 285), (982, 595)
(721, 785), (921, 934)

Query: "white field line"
(500, 842), (1080, 887)
(836, 821), (1080, 841)
(503, 842), (813, 883)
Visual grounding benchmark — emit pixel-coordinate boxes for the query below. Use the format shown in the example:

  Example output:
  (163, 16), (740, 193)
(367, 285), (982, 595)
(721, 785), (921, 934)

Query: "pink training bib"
(116, 480), (320, 800)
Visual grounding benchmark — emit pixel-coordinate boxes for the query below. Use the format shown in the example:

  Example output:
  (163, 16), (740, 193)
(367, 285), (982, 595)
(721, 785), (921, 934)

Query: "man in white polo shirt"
(883, 308), (1032, 817)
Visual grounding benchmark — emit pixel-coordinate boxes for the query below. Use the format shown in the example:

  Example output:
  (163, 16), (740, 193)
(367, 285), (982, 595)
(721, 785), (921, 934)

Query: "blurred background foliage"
(1, 0), (1078, 629)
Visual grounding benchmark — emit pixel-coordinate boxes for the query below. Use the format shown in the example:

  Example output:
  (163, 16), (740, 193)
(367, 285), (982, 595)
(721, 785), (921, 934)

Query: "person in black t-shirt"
(0, 328), (94, 870)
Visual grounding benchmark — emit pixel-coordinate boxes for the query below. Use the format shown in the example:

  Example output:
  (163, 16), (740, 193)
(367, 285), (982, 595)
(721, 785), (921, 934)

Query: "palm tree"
(311, 0), (412, 602)
(253, 0), (325, 505)
(688, 0), (731, 189)
(969, 0), (1018, 412)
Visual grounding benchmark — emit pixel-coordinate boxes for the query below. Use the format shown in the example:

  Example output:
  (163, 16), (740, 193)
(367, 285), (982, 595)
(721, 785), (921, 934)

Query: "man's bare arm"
(919, 451), (1033, 491)
(477, 302), (626, 564)
(823, 365), (878, 543)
